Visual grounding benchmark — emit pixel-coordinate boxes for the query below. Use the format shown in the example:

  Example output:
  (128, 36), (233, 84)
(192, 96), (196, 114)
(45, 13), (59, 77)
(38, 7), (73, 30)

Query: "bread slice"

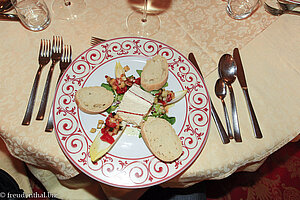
(141, 55), (168, 91)
(141, 117), (182, 162)
(75, 86), (114, 114)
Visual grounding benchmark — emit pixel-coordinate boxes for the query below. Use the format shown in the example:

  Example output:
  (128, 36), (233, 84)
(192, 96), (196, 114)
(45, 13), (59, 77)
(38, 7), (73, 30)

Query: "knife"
(233, 48), (263, 139)
(188, 53), (230, 144)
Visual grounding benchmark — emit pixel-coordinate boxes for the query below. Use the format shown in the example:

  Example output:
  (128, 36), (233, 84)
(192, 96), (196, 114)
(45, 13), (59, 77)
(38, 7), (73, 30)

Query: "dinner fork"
(45, 45), (72, 132)
(278, 0), (300, 11)
(264, 2), (300, 16)
(22, 39), (51, 125)
(36, 36), (63, 120)
(90, 36), (106, 46)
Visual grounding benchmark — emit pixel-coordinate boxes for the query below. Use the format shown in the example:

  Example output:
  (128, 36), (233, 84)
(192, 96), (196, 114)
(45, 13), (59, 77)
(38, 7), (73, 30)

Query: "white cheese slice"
(117, 84), (154, 126)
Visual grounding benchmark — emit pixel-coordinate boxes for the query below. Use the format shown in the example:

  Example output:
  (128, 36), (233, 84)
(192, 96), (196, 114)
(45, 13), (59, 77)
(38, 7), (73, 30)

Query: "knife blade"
(188, 53), (230, 144)
(233, 48), (263, 139)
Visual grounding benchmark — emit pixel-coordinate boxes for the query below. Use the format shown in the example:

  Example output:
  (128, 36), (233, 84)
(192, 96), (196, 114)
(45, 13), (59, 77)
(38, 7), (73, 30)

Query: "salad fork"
(22, 39), (51, 125)
(45, 45), (72, 132)
(90, 36), (106, 46)
(36, 36), (63, 120)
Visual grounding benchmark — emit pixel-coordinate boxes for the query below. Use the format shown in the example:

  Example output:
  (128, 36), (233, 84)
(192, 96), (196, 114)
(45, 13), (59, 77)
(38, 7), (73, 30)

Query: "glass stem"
(142, 0), (148, 22)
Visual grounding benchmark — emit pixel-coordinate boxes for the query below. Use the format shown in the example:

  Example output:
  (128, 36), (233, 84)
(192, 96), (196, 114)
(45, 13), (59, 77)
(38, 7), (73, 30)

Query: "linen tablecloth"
(0, 0), (299, 199)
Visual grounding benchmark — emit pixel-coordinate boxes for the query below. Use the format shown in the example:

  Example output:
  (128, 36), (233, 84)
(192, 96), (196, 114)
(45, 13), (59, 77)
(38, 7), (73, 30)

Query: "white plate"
(53, 37), (211, 188)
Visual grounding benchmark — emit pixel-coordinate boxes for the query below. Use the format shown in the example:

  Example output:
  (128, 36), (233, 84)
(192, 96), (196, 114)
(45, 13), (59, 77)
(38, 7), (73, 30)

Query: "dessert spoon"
(215, 78), (233, 139)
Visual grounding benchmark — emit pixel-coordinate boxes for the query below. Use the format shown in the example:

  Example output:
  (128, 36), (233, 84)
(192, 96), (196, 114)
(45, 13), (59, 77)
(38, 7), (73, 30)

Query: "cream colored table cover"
(0, 0), (299, 199)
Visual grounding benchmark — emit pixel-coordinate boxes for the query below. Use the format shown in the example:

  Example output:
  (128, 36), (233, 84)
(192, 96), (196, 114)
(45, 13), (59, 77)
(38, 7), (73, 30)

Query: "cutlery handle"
(211, 101), (230, 144)
(22, 66), (43, 125)
(243, 89), (263, 138)
(228, 85), (242, 142)
(36, 62), (57, 120)
(287, 10), (300, 15)
(45, 73), (63, 132)
(45, 104), (54, 132)
(222, 100), (233, 139)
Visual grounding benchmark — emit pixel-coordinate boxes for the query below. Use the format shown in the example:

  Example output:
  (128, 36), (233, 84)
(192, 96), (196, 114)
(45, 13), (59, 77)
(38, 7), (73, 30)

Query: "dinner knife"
(233, 48), (263, 139)
(188, 53), (230, 144)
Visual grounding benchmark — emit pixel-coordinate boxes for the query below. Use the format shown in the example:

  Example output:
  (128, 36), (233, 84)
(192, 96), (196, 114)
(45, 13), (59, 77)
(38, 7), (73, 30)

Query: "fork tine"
(47, 40), (51, 57)
(52, 36), (63, 53)
(39, 39), (44, 57)
(59, 36), (63, 53)
(90, 36), (106, 46)
(52, 36), (56, 52)
(69, 45), (72, 62)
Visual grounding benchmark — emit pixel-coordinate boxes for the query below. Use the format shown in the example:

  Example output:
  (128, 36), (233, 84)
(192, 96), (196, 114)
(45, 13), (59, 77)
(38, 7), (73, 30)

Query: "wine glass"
(126, 0), (160, 36)
(52, 0), (86, 20)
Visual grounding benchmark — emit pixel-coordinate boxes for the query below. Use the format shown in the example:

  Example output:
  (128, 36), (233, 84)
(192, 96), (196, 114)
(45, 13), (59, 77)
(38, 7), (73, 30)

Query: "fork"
(45, 45), (72, 132)
(264, 2), (300, 16)
(36, 36), (63, 120)
(278, 0), (300, 11)
(22, 39), (51, 125)
(90, 36), (106, 46)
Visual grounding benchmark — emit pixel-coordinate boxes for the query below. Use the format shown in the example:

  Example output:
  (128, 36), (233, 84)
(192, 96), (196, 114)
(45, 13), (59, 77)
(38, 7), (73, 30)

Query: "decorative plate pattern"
(53, 37), (211, 188)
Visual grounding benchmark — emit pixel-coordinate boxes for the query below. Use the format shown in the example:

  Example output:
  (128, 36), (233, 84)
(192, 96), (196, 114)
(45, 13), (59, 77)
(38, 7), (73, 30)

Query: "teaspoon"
(215, 78), (233, 139)
(218, 54), (242, 142)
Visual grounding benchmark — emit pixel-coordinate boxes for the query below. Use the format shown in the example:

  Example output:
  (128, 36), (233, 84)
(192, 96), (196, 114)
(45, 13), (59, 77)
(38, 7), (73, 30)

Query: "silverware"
(22, 39), (51, 125)
(45, 45), (72, 132)
(0, 13), (19, 21)
(264, 2), (300, 16)
(278, 0), (300, 11)
(218, 54), (241, 142)
(233, 48), (263, 139)
(90, 36), (106, 46)
(36, 36), (63, 120)
(215, 78), (234, 139)
(188, 53), (230, 144)
(0, 0), (14, 13)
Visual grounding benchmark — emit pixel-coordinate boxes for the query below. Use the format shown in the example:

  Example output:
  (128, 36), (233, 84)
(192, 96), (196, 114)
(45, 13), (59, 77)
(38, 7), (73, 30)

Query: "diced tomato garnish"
(158, 99), (167, 106)
(100, 133), (115, 144)
(116, 86), (127, 94)
(166, 93), (173, 102)
(105, 118), (117, 128)
(134, 77), (141, 85)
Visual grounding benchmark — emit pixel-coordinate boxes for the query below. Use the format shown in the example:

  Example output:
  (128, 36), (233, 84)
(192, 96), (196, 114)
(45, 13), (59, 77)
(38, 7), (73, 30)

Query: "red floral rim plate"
(53, 37), (211, 188)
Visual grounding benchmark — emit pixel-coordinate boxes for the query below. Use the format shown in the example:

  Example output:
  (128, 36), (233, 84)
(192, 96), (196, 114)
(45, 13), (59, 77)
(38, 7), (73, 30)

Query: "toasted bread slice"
(141, 117), (182, 162)
(141, 55), (168, 91)
(75, 86), (114, 114)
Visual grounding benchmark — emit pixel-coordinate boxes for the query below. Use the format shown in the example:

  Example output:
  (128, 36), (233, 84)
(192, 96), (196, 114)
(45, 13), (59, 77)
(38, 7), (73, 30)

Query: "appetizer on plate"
(75, 55), (187, 162)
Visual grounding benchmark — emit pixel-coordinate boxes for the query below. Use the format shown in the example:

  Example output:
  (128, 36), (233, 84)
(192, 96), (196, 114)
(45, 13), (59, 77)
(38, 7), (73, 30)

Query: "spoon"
(215, 78), (233, 139)
(218, 54), (242, 142)
(0, 0), (19, 21)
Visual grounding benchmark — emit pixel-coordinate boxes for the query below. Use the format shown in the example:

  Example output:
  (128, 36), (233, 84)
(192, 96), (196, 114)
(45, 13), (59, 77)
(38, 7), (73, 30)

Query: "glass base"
(226, 0), (259, 20)
(52, 0), (86, 20)
(126, 11), (160, 37)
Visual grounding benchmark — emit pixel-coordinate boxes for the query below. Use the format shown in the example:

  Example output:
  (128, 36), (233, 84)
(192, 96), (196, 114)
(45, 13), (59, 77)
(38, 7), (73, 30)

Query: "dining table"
(0, 0), (299, 199)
